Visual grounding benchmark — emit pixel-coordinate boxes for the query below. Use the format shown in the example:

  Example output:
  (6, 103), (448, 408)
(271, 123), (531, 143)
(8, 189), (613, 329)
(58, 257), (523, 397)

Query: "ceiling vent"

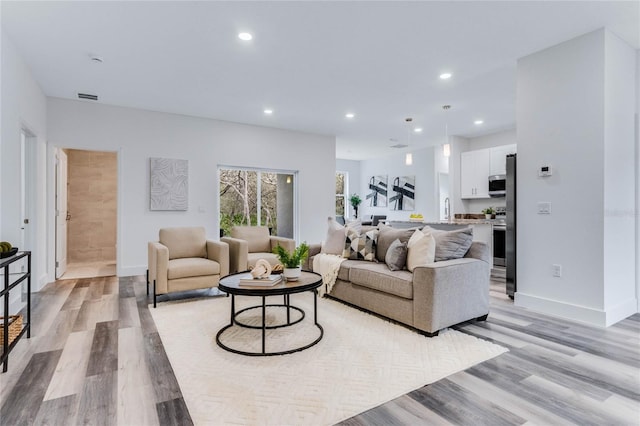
(390, 143), (408, 149)
(78, 93), (98, 101)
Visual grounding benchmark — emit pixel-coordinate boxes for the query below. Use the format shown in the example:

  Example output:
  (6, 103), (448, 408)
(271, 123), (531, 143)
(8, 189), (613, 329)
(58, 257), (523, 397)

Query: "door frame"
(49, 146), (120, 280)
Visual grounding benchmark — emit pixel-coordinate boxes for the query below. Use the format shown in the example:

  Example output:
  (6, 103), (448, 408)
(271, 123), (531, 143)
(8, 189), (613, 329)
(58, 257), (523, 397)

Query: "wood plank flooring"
(1, 276), (638, 425)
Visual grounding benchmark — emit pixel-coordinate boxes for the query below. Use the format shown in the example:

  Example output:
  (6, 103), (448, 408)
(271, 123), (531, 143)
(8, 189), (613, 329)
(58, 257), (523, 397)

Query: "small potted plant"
(482, 207), (495, 219)
(349, 194), (362, 219)
(273, 242), (309, 281)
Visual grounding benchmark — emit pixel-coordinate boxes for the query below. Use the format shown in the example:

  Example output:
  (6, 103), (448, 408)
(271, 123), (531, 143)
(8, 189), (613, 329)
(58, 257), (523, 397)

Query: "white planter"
(283, 267), (302, 281)
(485, 214), (492, 219)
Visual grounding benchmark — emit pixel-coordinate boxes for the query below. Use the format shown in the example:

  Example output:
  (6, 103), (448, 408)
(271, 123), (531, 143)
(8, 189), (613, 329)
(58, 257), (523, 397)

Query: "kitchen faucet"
(444, 197), (450, 220)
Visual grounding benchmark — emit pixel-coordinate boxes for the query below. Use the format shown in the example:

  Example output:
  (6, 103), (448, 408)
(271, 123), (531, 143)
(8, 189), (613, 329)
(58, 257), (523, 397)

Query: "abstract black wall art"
(366, 175), (388, 207)
(390, 175), (415, 211)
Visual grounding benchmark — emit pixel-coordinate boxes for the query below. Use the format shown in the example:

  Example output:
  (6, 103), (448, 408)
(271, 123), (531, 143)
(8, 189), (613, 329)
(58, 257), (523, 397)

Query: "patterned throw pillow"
(343, 228), (379, 261)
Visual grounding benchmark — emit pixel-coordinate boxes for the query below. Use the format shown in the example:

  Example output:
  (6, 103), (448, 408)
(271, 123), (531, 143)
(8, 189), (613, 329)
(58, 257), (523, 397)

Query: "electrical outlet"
(552, 264), (562, 277)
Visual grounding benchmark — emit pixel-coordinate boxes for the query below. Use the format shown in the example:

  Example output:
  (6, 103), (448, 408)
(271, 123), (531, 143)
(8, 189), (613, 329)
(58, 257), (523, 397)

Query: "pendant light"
(405, 117), (413, 165)
(442, 105), (451, 157)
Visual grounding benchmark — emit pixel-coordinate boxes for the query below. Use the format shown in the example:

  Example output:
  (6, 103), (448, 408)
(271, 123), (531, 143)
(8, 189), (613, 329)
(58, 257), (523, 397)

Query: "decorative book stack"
(239, 274), (283, 287)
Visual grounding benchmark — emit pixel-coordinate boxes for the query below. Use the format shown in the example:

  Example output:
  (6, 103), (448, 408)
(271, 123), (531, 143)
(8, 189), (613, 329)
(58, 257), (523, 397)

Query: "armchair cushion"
(168, 257), (221, 280)
(231, 226), (271, 253)
(160, 227), (207, 260)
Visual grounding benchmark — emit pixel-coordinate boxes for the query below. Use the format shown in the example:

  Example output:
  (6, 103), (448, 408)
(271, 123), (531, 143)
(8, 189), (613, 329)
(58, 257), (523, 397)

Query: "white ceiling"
(2, 1), (638, 160)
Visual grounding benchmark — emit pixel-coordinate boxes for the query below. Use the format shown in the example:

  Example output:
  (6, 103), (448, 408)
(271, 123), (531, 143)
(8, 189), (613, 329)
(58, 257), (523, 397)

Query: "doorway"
(56, 148), (118, 279)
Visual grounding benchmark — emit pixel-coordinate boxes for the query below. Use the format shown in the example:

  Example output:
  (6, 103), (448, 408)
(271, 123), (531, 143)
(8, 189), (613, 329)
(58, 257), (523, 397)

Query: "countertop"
(387, 219), (496, 226)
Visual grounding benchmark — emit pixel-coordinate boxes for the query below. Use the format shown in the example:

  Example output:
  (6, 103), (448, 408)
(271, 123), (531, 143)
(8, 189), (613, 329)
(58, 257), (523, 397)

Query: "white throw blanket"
(312, 253), (346, 297)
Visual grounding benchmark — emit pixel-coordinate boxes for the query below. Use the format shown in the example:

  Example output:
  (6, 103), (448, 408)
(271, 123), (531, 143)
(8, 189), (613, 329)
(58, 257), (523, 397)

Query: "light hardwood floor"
(1, 276), (638, 425)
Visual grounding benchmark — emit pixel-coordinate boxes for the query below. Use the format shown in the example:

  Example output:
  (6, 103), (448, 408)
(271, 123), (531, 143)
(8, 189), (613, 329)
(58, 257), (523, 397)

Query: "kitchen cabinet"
(489, 144), (517, 175)
(461, 149), (490, 199)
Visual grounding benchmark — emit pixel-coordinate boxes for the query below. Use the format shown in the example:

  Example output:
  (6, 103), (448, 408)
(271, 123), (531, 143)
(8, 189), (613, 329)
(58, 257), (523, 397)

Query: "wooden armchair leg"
(153, 279), (157, 308)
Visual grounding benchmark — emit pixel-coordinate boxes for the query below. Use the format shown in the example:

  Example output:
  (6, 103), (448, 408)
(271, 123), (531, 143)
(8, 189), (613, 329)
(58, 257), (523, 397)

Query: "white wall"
(637, 49), (640, 312)
(47, 99), (336, 277)
(336, 158), (361, 219)
(1, 31), (48, 298)
(516, 29), (637, 326)
(359, 147), (437, 221)
(603, 31), (637, 321)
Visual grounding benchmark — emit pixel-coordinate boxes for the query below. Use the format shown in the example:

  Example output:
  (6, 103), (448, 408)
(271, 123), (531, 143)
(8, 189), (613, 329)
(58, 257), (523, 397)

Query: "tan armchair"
(221, 226), (295, 274)
(148, 227), (229, 307)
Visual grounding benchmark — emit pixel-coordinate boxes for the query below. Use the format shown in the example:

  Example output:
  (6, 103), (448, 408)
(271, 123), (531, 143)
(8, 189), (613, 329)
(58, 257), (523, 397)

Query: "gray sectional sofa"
(304, 224), (491, 336)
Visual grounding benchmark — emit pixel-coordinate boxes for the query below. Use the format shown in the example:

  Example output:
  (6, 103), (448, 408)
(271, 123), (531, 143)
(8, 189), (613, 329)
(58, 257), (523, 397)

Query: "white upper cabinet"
(489, 144), (517, 176)
(460, 148), (490, 199)
(461, 144), (517, 199)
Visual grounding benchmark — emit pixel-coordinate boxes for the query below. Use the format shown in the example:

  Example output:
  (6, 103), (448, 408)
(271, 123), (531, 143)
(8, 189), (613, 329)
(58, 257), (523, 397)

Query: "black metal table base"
(216, 292), (323, 356)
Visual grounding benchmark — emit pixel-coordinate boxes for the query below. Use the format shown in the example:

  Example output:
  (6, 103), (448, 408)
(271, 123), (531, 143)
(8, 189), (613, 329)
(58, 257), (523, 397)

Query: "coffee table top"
(219, 271), (322, 296)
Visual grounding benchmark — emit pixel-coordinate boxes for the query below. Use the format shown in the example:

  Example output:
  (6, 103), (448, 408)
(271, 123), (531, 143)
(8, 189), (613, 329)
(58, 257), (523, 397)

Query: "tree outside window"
(336, 171), (347, 217)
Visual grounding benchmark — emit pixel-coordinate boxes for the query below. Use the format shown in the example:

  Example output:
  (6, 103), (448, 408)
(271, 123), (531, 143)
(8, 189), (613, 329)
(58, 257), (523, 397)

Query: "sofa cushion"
(425, 226), (474, 261)
(385, 238), (407, 271)
(349, 262), (413, 299)
(376, 223), (416, 262)
(406, 229), (436, 272)
(343, 228), (378, 261)
(160, 227), (207, 260)
(167, 257), (220, 279)
(337, 259), (360, 281)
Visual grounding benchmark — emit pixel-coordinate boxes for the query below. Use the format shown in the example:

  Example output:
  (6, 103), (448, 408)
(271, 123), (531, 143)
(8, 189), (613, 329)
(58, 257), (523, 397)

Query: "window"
(335, 171), (347, 217)
(219, 167), (295, 238)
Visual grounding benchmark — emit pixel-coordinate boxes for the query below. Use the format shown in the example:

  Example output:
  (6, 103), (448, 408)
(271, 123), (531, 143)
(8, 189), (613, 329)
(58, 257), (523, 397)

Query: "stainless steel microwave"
(488, 175), (506, 197)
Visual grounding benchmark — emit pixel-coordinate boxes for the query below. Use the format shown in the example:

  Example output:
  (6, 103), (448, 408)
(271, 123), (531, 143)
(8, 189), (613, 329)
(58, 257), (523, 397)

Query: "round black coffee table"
(216, 271), (323, 356)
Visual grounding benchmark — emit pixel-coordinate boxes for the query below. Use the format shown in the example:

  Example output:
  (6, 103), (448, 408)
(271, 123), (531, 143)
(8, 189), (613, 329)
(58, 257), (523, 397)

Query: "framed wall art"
(150, 157), (188, 211)
(390, 175), (415, 211)
(366, 175), (388, 207)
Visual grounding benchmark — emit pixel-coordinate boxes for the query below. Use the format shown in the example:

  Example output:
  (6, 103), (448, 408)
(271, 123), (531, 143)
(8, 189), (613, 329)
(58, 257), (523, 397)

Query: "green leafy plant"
(482, 207), (495, 215)
(349, 194), (362, 209)
(273, 242), (309, 268)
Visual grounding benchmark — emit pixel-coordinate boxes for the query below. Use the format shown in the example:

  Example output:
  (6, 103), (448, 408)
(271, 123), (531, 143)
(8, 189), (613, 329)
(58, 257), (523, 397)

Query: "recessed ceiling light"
(345, 113), (355, 119)
(474, 120), (484, 125)
(264, 109), (273, 115)
(439, 72), (452, 80)
(238, 32), (253, 41)
(414, 128), (423, 133)
(90, 55), (103, 63)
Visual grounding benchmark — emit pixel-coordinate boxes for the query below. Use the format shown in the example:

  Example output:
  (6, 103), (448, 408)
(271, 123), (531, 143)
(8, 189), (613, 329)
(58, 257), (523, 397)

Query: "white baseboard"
(515, 292), (638, 328)
(604, 299), (639, 326)
(118, 265), (147, 277)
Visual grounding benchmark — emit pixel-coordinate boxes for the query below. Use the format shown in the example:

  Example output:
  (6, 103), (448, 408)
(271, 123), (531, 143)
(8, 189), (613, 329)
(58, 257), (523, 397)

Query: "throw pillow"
(321, 217), (365, 255)
(424, 226), (474, 261)
(321, 217), (346, 255)
(385, 238), (408, 271)
(343, 228), (379, 261)
(375, 223), (416, 263)
(406, 229), (436, 272)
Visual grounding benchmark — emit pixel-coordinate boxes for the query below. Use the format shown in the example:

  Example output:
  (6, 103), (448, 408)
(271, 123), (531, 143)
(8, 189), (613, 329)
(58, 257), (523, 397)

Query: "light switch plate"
(538, 202), (551, 214)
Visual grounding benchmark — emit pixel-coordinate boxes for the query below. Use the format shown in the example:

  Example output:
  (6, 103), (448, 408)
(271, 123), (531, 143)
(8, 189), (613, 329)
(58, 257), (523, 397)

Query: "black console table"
(1, 251), (31, 373)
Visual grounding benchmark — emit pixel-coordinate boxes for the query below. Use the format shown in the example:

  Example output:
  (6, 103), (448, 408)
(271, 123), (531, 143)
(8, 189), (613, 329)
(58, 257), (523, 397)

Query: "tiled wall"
(66, 149), (117, 264)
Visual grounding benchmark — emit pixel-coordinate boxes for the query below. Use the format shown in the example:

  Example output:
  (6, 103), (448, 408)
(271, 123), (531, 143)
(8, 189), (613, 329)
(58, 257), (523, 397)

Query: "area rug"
(150, 295), (507, 425)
